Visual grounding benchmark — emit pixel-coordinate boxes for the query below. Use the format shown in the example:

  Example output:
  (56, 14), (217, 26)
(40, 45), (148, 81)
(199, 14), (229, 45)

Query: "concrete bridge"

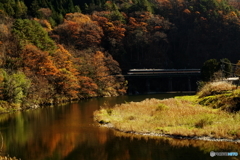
(124, 69), (201, 94)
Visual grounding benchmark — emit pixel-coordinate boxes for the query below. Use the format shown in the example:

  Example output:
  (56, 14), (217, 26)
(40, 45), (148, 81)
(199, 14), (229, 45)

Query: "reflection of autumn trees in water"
(1, 103), (109, 160)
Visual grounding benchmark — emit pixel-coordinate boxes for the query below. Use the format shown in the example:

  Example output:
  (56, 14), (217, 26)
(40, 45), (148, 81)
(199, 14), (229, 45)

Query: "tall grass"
(197, 81), (234, 98)
(94, 98), (240, 140)
(196, 81), (240, 112)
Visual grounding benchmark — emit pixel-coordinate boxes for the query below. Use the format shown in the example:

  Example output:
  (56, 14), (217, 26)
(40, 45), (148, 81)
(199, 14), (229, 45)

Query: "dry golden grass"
(0, 156), (20, 160)
(94, 98), (240, 140)
(197, 81), (235, 98)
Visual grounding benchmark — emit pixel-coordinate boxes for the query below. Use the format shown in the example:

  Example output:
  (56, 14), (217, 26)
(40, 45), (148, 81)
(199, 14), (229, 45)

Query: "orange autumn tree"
(77, 75), (98, 98)
(54, 13), (104, 49)
(21, 44), (58, 78)
(104, 52), (127, 95)
(93, 51), (112, 96)
(20, 44), (59, 103)
(92, 51), (126, 96)
(21, 44), (81, 102)
(52, 45), (80, 99)
(74, 53), (98, 98)
(92, 14), (126, 43)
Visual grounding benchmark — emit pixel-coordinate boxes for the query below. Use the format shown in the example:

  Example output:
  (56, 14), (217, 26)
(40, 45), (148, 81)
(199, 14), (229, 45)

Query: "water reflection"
(0, 94), (239, 160)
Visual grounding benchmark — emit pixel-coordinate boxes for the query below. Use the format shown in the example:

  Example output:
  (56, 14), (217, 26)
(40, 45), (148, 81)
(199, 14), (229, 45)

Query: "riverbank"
(94, 82), (240, 142)
(94, 97), (240, 142)
(100, 122), (240, 143)
(0, 96), (98, 114)
(0, 156), (20, 160)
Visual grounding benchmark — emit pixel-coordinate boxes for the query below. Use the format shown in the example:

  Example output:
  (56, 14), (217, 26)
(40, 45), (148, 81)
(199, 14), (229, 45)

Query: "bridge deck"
(126, 69), (201, 77)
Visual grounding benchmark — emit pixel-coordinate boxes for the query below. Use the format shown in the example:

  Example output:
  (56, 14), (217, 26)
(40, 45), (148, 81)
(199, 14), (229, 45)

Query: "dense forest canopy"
(0, 0), (240, 106)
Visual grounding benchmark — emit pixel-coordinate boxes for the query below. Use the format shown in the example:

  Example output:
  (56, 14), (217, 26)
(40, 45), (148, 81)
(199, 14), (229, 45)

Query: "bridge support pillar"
(188, 77), (191, 91)
(168, 77), (172, 91)
(146, 79), (150, 93)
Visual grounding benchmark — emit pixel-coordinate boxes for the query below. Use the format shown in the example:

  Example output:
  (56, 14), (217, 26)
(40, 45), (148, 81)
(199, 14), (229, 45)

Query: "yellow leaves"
(228, 11), (237, 18)
(56, 44), (72, 57)
(33, 18), (53, 31)
(65, 13), (91, 24)
(95, 51), (105, 59)
(53, 45), (75, 71)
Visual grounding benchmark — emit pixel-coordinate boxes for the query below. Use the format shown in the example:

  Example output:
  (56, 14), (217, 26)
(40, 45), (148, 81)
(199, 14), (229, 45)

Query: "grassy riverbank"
(94, 81), (240, 141)
(0, 156), (20, 160)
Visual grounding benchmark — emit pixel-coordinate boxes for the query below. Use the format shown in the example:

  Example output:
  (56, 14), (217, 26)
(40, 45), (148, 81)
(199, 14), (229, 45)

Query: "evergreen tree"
(12, 19), (56, 51)
(74, 5), (81, 13)
(220, 58), (232, 77)
(68, 0), (75, 13)
(4, 3), (15, 16)
(201, 59), (220, 81)
(30, 0), (40, 17)
(14, 0), (28, 18)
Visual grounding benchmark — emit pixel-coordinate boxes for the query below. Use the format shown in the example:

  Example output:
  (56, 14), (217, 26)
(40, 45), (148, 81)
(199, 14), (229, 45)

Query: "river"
(0, 94), (239, 160)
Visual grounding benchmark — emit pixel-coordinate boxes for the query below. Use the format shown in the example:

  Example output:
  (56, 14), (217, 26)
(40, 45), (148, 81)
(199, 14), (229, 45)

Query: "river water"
(0, 94), (239, 160)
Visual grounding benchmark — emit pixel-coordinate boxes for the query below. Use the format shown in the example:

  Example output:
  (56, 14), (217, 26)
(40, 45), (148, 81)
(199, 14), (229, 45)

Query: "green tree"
(67, 0), (75, 13)
(0, 69), (31, 104)
(201, 59), (220, 81)
(30, 0), (40, 17)
(14, 0), (27, 18)
(3, 3), (15, 16)
(12, 19), (56, 52)
(220, 58), (232, 77)
(74, 5), (81, 13)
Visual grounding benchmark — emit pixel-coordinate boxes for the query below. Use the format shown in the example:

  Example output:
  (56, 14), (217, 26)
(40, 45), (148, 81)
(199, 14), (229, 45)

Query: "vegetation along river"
(0, 94), (239, 160)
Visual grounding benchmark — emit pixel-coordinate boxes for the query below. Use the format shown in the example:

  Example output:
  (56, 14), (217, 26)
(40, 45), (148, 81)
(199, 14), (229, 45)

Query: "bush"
(201, 59), (219, 81)
(0, 69), (31, 104)
(197, 81), (234, 98)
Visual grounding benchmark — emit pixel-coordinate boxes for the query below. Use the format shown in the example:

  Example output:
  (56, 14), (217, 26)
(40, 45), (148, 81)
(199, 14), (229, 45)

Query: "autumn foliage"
(1, 0), (240, 107)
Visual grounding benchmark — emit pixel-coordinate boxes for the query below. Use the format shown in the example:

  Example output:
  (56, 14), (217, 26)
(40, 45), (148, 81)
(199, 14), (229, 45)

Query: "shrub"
(197, 81), (234, 98)
(0, 69), (31, 104)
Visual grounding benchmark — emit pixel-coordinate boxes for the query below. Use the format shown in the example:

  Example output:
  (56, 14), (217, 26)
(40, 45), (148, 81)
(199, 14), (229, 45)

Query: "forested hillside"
(0, 0), (240, 107)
